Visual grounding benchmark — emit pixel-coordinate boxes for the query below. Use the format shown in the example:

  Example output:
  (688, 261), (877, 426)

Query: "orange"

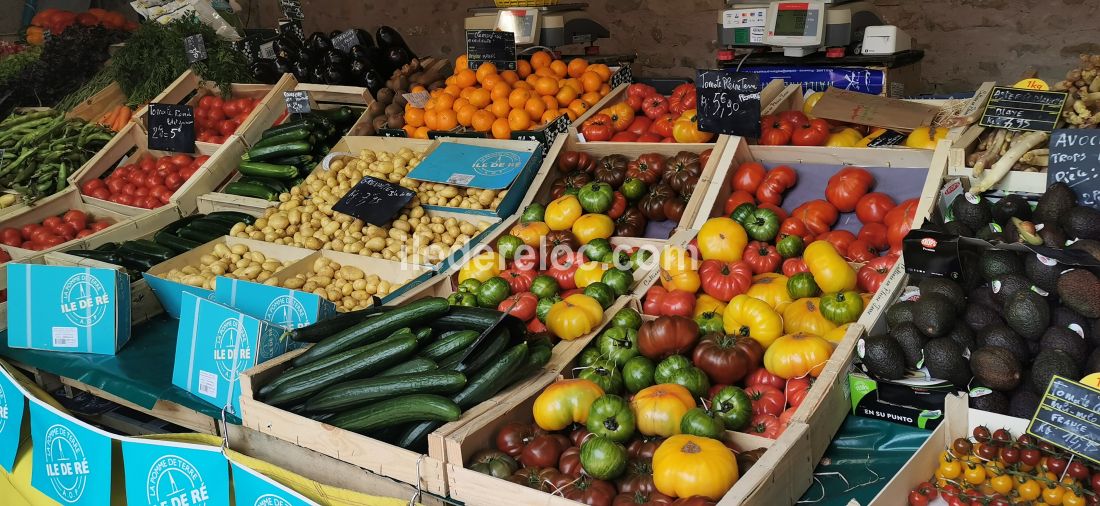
(524, 97), (547, 119)
(460, 87), (475, 100)
(534, 67), (555, 78)
(414, 126), (430, 139)
(555, 86), (578, 107)
(561, 78), (582, 94)
(424, 109), (439, 130)
(589, 64), (611, 81)
(534, 77), (559, 97)
(567, 58), (589, 78)
(564, 109), (578, 122)
(549, 60), (568, 79)
(405, 108), (425, 128)
(481, 74), (503, 90)
(455, 54), (469, 72)
(489, 100), (511, 119)
(411, 85), (427, 94)
(444, 85), (462, 98)
(455, 69), (477, 88)
(500, 70), (519, 85)
(517, 60), (532, 78)
(445, 76), (456, 86)
(491, 118), (512, 140)
(541, 95), (558, 111)
(507, 109), (532, 131)
(471, 110), (496, 132)
(599, 83), (611, 96)
(457, 105), (477, 127)
(581, 92), (603, 107)
(530, 51), (552, 70)
(468, 88), (492, 108)
(541, 109), (562, 124)
(580, 71), (603, 93)
(435, 109), (458, 130)
(475, 62), (498, 83)
(513, 81), (531, 91)
(403, 125), (417, 137)
(568, 99), (589, 118)
(452, 97), (471, 112)
(508, 89), (533, 109)
(434, 93), (455, 111)
(490, 82), (512, 102)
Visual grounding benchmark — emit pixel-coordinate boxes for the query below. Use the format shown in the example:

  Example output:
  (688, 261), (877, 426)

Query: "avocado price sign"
(333, 176), (416, 226)
(695, 70), (761, 138)
(1028, 375), (1100, 464)
(978, 86), (1067, 132)
(147, 104), (195, 153)
(466, 30), (517, 71)
(1048, 129), (1100, 208)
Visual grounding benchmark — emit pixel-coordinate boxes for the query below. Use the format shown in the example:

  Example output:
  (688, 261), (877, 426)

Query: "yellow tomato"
(546, 294), (604, 340)
(510, 221), (549, 247)
(782, 298), (838, 337)
(745, 273), (791, 312)
(803, 241), (856, 293)
(571, 213), (614, 244)
(652, 435), (738, 500)
(697, 218), (747, 262)
(532, 379), (605, 430)
(574, 261), (610, 288)
(631, 384), (696, 437)
(457, 251), (502, 283)
(763, 333), (834, 379)
(822, 324), (851, 345)
(990, 475), (1013, 495)
(722, 294), (783, 348)
(546, 195), (582, 231)
(693, 294), (727, 318)
(660, 268), (701, 293)
(659, 245), (698, 274)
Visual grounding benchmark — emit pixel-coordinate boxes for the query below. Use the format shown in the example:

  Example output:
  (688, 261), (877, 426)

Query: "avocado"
(969, 286), (998, 309)
(991, 273), (1033, 306)
(976, 225), (1005, 243)
(965, 303), (1004, 333)
(924, 338), (972, 387)
(1031, 349), (1080, 394)
(970, 345), (1022, 391)
(885, 300), (917, 329)
(979, 249), (1022, 282)
(1086, 348), (1100, 374)
(969, 390), (1009, 414)
(1052, 307), (1091, 343)
(913, 293), (956, 337)
(951, 194), (994, 232)
(1009, 388), (1041, 418)
(1024, 253), (1061, 293)
(943, 221), (973, 237)
(992, 194), (1032, 224)
(1069, 239), (1100, 262)
(1003, 290), (1050, 340)
(890, 322), (930, 368)
(1039, 223), (1068, 249)
(1061, 206), (1100, 241)
(1034, 182), (1077, 225)
(976, 324), (1030, 364)
(1040, 326), (1089, 367)
(1056, 269), (1100, 318)
(860, 335), (907, 380)
(946, 323), (976, 352)
(918, 278), (966, 312)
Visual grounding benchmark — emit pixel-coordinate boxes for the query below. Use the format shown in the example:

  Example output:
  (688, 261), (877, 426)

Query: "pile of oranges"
(401, 51), (616, 139)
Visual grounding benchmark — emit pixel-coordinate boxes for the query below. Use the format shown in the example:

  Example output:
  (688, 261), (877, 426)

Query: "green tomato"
(476, 277), (512, 308)
(496, 235), (524, 261)
(679, 407), (726, 439)
(578, 347), (603, 368)
(787, 272), (820, 299)
(601, 268), (633, 298)
(730, 202), (757, 225)
(711, 386), (753, 431)
(610, 307), (643, 330)
(577, 182), (615, 214)
(607, 249), (632, 271)
(629, 249), (653, 272)
(583, 238), (613, 263)
(695, 311), (724, 335)
(668, 366), (710, 400)
(458, 278), (482, 294)
(521, 203), (545, 224)
(584, 282), (616, 309)
(622, 356), (655, 393)
(597, 327), (639, 366)
(820, 290), (865, 324)
(586, 394), (636, 443)
(776, 235), (804, 259)
(620, 177), (648, 201)
(579, 359), (623, 394)
(744, 208), (780, 242)
(447, 292), (478, 307)
(529, 275), (559, 299)
(654, 355), (692, 384)
(579, 435), (628, 480)
(536, 294), (562, 323)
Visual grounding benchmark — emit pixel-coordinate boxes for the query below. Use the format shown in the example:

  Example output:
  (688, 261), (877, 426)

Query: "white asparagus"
(1020, 148), (1049, 166)
(973, 131), (1050, 193)
(973, 129), (1008, 177)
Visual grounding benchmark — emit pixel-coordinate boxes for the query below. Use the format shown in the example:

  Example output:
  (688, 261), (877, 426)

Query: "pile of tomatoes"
(0, 210), (113, 251)
(758, 111), (831, 147)
(195, 95), (260, 144)
(912, 425), (1100, 506)
(579, 83), (712, 144)
(81, 153), (207, 209)
(27, 8), (136, 44)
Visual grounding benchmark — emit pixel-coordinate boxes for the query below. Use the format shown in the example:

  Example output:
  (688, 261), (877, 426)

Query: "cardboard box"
(213, 276), (337, 329)
(271, 249), (434, 312)
(6, 263), (131, 355)
(172, 291), (300, 416)
(848, 370), (952, 430)
(800, 87), (941, 132)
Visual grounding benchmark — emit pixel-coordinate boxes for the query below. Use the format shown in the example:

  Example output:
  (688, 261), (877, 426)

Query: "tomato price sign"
(695, 70), (761, 138)
(147, 104), (196, 153)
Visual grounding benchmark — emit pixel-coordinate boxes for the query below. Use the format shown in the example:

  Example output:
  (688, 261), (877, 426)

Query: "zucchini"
(117, 241), (171, 262)
(451, 342), (528, 409)
(223, 181), (277, 201)
(64, 249), (123, 265)
(238, 161), (299, 180)
(430, 306), (526, 344)
(414, 326), (434, 344)
(239, 176), (288, 193)
(291, 297), (449, 367)
(506, 343), (552, 384)
(315, 106), (356, 124)
(394, 421), (443, 453)
(184, 220), (233, 236)
(176, 227), (222, 244)
(252, 127), (311, 149)
(154, 230), (204, 252)
(286, 305), (387, 343)
(419, 330), (478, 361)
(261, 120), (314, 139)
(243, 141), (312, 162)
(130, 239), (177, 259)
(326, 394), (461, 434)
(304, 371), (467, 413)
(267, 154), (314, 167)
(264, 335), (420, 407)
(205, 211), (257, 224)
(94, 242), (119, 251)
(377, 358), (437, 377)
(194, 214), (247, 228)
(461, 327), (511, 374)
(159, 214), (204, 234)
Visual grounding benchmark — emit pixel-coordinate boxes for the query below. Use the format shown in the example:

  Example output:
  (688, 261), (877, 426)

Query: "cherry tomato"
(992, 429), (1012, 445)
(1021, 448), (1042, 466)
(1068, 461), (1091, 480)
(1017, 478), (1041, 501)
(908, 491), (928, 506)
(1000, 446), (1020, 465)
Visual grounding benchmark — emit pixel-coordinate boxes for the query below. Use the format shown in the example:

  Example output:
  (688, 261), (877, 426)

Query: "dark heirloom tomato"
(509, 467), (564, 492)
(559, 446), (583, 477)
(692, 332), (764, 384)
(638, 315), (699, 359)
(467, 449), (518, 479)
(560, 475), (618, 506)
(496, 421), (544, 457)
(551, 172), (593, 199)
(626, 153), (668, 185)
(663, 196), (689, 222)
(663, 151), (701, 192)
(615, 208), (648, 237)
(627, 438), (664, 459)
(559, 150), (598, 173)
(595, 154), (630, 187)
(617, 458), (658, 494)
(639, 184), (677, 221)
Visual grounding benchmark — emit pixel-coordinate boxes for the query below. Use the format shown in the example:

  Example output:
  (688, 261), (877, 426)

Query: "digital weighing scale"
(718, 0), (878, 59)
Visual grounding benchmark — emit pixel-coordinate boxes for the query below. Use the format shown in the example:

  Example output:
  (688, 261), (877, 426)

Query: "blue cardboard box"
(213, 276), (337, 329)
(6, 263), (131, 355)
(172, 292), (302, 416)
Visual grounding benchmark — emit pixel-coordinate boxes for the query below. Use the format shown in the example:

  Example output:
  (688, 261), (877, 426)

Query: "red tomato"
(150, 185), (172, 203)
(222, 98), (242, 118)
(167, 154), (191, 168)
(54, 223), (77, 240)
(89, 220), (114, 231)
(855, 192), (897, 224)
(156, 157), (174, 172)
(0, 228), (21, 246)
(0, 248), (10, 263)
(747, 414), (783, 439)
(42, 216), (62, 230)
(117, 194), (135, 206)
(208, 135), (225, 144)
(164, 173), (184, 191)
(106, 178), (125, 194)
(198, 95), (220, 110)
(233, 98), (253, 118)
(62, 210), (87, 231)
(846, 239), (878, 263)
(857, 222), (889, 251)
(134, 186), (148, 197)
(825, 167), (875, 213)
(180, 165), (199, 179)
(745, 368), (785, 390)
(144, 197), (162, 209)
(818, 230), (856, 255)
(81, 179), (105, 193)
(197, 131), (215, 142)
(140, 155), (156, 172)
(20, 223), (43, 241)
(145, 173), (165, 188)
(76, 229), (95, 238)
(193, 155), (210, 166)
(89, 187), (111, 201)
(220, 119), (241, 137)
(785, 377), (813, 408)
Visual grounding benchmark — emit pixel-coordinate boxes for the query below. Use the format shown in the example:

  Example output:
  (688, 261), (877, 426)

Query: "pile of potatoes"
(282, 256), (399, 312)
(330, 147), (505, 210)
(161, 242), (293, 290)
(360, 58), (450, 135)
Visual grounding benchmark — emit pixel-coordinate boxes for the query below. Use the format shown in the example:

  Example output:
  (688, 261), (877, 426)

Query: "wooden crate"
(0, 252), (46, 333)
(274, 248), (435, 311)
(946, 126), (1048, 193)
(0, 189), (146, 256)
(66, 81), (128, 124)
(242, 78), (376, 148)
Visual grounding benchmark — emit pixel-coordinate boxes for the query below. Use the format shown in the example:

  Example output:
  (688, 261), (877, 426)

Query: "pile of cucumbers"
(226, 106), (362, 201)
(258, 297), (552, 452)
(64, 211), (255, 273)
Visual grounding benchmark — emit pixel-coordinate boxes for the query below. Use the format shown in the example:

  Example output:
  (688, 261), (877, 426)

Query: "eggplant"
(329, 30), (343, 40)
(353, 29), (375, 48)
(360, 69), (385, 95)
(324, 63), (350, 85)
(272, 37), (300, 59)
(377, 26), (416, 59)
(309, 64), (327, 84)
(295, 48), (316, 65)
(349, 57), (370, 78)
(324, 49), (348, 66)
(278, 22), (305, 43)
(250, 61), (280, 83)
(386, 47), (412, 69)
(362, 46), (393, 77)
(307, 32), (333, 53)
(291, 60), (312, 81)
(274, 57), (295, 75)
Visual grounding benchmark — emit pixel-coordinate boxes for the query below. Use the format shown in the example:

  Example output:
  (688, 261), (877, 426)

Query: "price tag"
(332, 176), (416, 226)
(184, 34), (207, 64)
(466, 30), (517, 71)
(867, 130), (907, 147)
(283, 91), (311, 114)
(279, 0), (305, 21)
(402, 91), (431, 109)
(1028, 376), (1100, 464)
(1048, 129), (1100, 209)
(979, 86), (1068, 132)
(695, 70), (761, 137)
(332, 30), (360, 53)
(258, 41), (276, 60)
(147, 104), (196, 153)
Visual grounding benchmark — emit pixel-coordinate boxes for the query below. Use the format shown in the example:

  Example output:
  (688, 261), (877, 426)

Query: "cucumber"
(260, 341), (382, 398)
(315, 106), (355, 123)
(261, 120), (314, 139)
(224, 181), (278, 201)
(159, 215), (203, 234)
(130, 239), (177, 259)
(64, 249), (123, 265)
(461, 327), (511, 374)
(252, 127), (311, 149)
(238, 161), (299, 179)
(117, 241), (171, 262)
(394, 421), (443, 453)
(451, 342), (528, 409)
(267, 155), (314, 167)
(414, 326), (434, 344)
(377, 358), (437, 377)
(326, 394), (462, 434)
(184, 220), (233, 236)
(304, 371), (467, 413)
(205, 211), (257, 224)
(94, 242), (119, 251)
(264, 335), (420, 407)
(239, 176), (288, 193)
(285, 305), (387, 343)
(243, 141), (312, 162)
(431, 306), (526, 344)
(153, 231), (202, 253)
(176, 227), (222, 244)
(419, 330), (478, 361)
(291, 297), (450, 367)
(506, 343), (552, 384)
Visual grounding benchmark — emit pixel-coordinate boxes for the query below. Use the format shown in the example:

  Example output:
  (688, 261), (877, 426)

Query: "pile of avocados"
(862, 183), (1100, 418)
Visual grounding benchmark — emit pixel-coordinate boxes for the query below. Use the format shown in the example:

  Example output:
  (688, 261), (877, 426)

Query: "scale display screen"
(774, 7), (809, 36)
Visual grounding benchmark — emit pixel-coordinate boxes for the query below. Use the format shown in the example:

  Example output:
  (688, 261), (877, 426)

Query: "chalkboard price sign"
(283, 91), (311, 114)
(279, 0), (305, 21)
(184, 34), (207, 63)
(979, 86), (1068, 132)
(695, 70), (761, 138)
(332, 30), (360, 53)
(466, 30), (517, 71)
(147, 104), (196, 153)
(333, 176), (416, 226)
(867, 130), (907, 147)
(1048, 129), (1100, 209)
(1028, 375), (1100, 464)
